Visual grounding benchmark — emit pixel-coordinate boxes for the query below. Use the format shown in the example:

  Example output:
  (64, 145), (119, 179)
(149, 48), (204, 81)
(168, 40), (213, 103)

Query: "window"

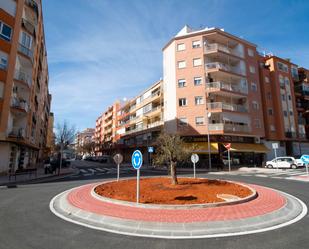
(0, 81), (4, 98)
(177, 43), (185, 51)
(251, 82), (257, 92)
(268, 108), (273, 115)
(284, 77), (290, 85)
(277, 62), (288, 72)
(178, 61), (186, 69)
(195, 96), (204, 105)
(179, 98), (187, 106)
(178, 79), (186, 88)
(192, 40), (201, 48)
(254, 119), (261, 128)
(281, 94), (286, 101)
(252, 101), (259, 110)
(195, 116), (204, 125)
(249, 65), (256, 73)
(0, 21), (12, 41)
(248, 48), (254, 57)
(0, 51), (8, 70)
(193, 58), (202, 67)
(283, 111), (288, 117)
(290, 110), (293, 116)
(288, 95), (291, 101)
(270, 125), (276, 131)
(21, 32), (32, 49)
(143, 103), (152, 114)
(194, 77), (202, 86)
(179, 117), (188, 126)
(265, 76), (270, 83)
(267, 92), (272, 100)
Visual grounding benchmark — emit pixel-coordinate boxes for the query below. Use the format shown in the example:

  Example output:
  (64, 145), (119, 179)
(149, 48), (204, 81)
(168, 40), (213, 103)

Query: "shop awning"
(184, 142), (219, 154)
(228, 143), (270, 153)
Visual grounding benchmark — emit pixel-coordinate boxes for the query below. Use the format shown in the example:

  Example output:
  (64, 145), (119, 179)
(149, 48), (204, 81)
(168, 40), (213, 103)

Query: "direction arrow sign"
(132, 150), (143, 170)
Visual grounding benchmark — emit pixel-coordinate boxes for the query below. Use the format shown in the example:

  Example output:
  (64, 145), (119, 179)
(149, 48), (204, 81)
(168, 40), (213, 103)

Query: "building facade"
(75, 128), (95, 154)
(0, 0), (52, 173)
(94, 25), (309, 166)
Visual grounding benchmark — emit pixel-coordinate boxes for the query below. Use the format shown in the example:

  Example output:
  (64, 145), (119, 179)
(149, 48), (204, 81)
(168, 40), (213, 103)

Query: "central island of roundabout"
(50, 176), (307, 239)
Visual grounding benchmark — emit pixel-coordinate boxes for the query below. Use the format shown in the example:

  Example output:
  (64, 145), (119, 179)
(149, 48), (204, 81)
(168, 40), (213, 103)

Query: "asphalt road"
(1, 161), (309, 249)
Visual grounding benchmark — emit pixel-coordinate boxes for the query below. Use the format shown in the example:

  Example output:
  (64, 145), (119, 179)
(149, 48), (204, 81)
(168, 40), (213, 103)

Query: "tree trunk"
(170, 161), (178, 185)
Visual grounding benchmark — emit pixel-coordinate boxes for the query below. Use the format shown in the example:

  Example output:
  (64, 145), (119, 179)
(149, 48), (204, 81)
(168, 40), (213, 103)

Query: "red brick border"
(67, 182), (286, 223)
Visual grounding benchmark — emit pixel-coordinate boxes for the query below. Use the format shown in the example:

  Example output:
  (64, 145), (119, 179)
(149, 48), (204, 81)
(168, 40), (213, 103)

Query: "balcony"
(22, 18), (36, 38)
(25, 0), (39, 17)
(18, 43), (33, 61)
(124, 120), (163, 135)
(208, 123), (250, 133)
(285, 131), (297, 138)
(14, 70), (32, 88)
(205, 81), (248, 95)
(11, 97), (29, 113)
(8, 127), (26, 139)
(205, 62), (245, 76)
(207, 102), (248, 113)
(204, 43), (242, 58)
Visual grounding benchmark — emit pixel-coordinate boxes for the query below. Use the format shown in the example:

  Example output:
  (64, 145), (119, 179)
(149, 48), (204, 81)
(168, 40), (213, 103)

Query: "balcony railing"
(25, 0), (39, 17)
(8, 127), (26, 139)
(14, 70), (32, 87)
(18, 43), (34, 61)
(207, 102), (247, 113)
(205, 62), (245, 76)
(208, 123), (250, 133)
(204, 43), (242, 57)
(22, 18), (36, 37)
(205, 81), (248, 95)
(285, 131), (297, 138)
(124, 120), (163, 135)
(11, 97), (29, 112)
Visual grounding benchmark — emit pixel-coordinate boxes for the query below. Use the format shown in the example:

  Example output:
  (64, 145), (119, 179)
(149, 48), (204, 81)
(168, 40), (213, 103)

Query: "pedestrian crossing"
(211, 168), (309, 181)
(75, 166), (135, 177)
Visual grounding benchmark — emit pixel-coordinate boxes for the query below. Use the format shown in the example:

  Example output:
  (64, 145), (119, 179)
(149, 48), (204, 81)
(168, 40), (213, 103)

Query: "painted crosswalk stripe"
(80, 169), (87, 173)
(95, 168), (105, 172)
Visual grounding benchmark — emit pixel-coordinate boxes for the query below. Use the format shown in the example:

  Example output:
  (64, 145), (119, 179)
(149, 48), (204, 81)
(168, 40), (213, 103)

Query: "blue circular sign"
(132, 150), (143, 170)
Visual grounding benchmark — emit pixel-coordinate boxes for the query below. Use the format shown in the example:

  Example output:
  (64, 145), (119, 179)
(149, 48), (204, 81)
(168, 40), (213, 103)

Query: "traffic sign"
(132, 150), (143, 170)
(300, 155), (309, 164)
(224, 143), (231, 150)
(148, 147), (154, 153)
(132, 150), (143, 204)
(272, 143), (279, 149)
(191, 154), (199, 163)
(113, 154), (123, 164)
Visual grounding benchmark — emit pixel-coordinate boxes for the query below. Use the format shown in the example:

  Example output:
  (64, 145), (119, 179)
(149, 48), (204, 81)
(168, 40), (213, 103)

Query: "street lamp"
(206, 108), (212, 171)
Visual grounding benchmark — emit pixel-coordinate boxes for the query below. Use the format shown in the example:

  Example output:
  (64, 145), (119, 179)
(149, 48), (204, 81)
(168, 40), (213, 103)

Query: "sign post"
(191, 154), (199, 178)
(132, 150), (143, 203)
(113, 154), (123, 181)
(148, 147), (154, 167)
(224, 143), (231, 172)
(272, 143), (279, 170)
(300, 155), (309, 175)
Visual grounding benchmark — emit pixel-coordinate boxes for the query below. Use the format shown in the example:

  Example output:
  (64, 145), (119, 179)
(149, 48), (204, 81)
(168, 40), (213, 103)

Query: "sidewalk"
(0, 166), (77, 186)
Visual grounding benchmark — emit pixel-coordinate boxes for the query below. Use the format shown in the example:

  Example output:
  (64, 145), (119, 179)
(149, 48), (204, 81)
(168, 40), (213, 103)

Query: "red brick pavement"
(67, 183), (286, 223)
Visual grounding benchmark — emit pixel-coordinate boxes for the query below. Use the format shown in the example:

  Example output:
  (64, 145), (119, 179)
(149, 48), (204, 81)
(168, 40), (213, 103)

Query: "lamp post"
(206, 107), (212, 171)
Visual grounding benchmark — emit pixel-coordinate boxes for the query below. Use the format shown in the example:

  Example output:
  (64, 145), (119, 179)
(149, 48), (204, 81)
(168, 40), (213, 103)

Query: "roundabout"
(50, 177), (307, 239)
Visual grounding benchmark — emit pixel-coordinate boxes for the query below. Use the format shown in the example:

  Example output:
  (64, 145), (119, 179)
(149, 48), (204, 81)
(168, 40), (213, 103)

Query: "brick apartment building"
(94, 25), (309, 166)
(0, 0), (52, 173)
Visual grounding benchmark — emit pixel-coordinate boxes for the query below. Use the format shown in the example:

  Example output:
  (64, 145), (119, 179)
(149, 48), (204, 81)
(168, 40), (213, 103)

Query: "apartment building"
(162, 25), (268, 165)
(75, 128), (95, 154)
(294, 68), (309, 139)
(46, 112), (54, 153)
(94, 101), (120, 155)
(94, 25), (309, 166)
(0, 0), (52, 173)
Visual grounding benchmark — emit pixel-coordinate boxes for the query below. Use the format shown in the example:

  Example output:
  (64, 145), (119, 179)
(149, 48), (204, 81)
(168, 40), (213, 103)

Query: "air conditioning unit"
(254, 137), (261, 143)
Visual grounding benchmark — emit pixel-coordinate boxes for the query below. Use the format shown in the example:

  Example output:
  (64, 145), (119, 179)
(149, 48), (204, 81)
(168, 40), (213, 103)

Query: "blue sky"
(43, 0), (309, 131)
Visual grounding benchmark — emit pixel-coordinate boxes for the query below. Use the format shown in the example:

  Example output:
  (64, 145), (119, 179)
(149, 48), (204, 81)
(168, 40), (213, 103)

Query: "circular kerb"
(91, 178), (258, 210)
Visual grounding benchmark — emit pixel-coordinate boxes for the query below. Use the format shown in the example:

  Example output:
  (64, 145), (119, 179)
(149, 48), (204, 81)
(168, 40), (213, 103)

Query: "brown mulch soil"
(94, 177), (252, 204)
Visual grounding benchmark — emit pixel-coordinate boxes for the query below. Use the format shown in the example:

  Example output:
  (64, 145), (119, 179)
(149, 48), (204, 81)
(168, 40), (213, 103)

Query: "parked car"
(265, 157), (304, 169)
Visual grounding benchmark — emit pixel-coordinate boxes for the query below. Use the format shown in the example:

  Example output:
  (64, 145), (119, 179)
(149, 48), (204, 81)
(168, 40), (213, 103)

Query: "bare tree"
(153, 132), (191, 185)
(55, 121), (76, 174)
(82, 142), (96, 156)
